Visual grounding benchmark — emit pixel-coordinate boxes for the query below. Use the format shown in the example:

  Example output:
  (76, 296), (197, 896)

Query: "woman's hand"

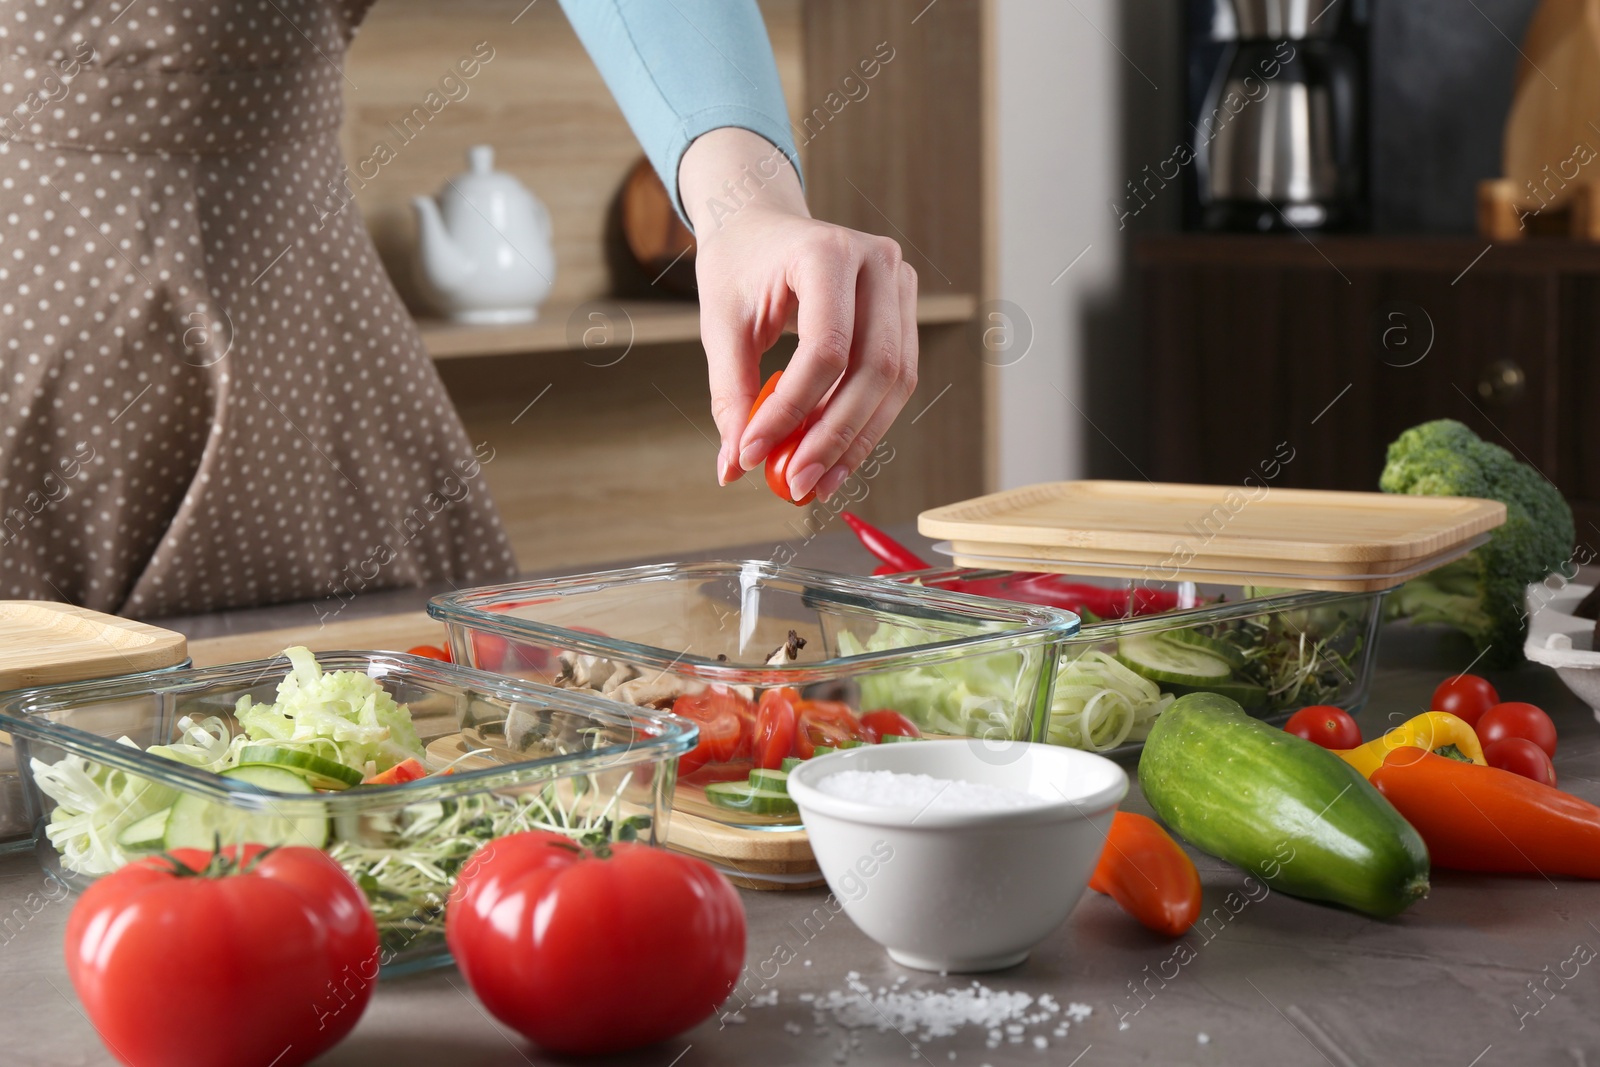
(680, 128), (918, 503)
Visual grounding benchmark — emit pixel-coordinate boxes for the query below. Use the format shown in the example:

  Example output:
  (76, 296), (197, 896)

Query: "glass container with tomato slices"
(428, 562), (1080, 829)
(895, 568), (1386, 756)
(1, 651), (693, 974)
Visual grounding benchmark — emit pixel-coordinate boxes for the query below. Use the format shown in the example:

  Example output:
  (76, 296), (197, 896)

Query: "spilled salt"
(816, 769), (1045, 812)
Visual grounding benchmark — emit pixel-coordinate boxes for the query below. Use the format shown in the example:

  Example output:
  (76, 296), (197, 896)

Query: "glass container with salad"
(427, 562), (1080, 829)
(2, 648), (692, 974)
(899, 568), (1384, 754)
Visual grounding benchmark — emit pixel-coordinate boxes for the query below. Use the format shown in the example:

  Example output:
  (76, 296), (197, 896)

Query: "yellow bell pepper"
(1336, 711), (1486, 779)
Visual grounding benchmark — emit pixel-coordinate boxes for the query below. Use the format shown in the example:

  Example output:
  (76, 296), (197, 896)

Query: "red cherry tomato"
(752, 688), (799, 769)
(447, 831), (745, 1056)
(1284, 705), (1362, 750)
(405, 644), (451, 662)
(1483, 737), (1558, 787)
(1430, 674), (1501, 729)
(65, 845), (378, 1067)
(750, 370), (816, 506)
(1477, 702), (1558, 757)
(794, 700), (870, 757)
(860, 709), (922, 740)
(671, 690), (746, 777)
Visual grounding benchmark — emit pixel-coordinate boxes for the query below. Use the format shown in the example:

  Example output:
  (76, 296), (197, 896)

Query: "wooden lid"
(920, 481), (1505, 566)
(0, 601), (188, 692)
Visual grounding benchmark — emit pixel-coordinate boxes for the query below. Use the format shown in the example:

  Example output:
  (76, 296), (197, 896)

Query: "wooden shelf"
(418, 292), (979, 360)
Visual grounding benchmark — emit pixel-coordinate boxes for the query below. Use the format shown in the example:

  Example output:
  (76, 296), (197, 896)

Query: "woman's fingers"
(813, 261), (919, 501)
(785, 240), (908, 501)
(700, 295), (765, 486)
(737, 233), (859, 472)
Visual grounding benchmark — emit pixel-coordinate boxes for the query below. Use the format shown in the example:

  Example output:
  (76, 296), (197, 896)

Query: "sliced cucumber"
(1116, 633), (1233, 686)
(118, 809), (171, 852)
(703, 781), (799, 816)
(164, 766), (329, 851)
(236, 745), (363, 790)
(811, 745), (839, 758)
(880, 733), (923, 744)
(749, 768), (790, 792)
(780, 757), (805, 773)
(838, 739), (867, 749)
(1163, 627), (1247, 669)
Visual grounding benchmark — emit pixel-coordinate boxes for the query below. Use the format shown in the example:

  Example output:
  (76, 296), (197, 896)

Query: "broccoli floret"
(1379, 419), (1575, 667)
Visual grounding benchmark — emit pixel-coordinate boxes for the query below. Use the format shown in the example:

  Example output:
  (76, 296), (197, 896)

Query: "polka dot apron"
(0, 1), (517, 618)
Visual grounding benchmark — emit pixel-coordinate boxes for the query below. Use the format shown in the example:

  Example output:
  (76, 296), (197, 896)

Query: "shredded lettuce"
(234, 646), (424, 772)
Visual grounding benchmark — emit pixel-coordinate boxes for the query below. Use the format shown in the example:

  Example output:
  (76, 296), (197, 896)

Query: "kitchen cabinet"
(1137, 234), (1600, 539)
(342, 0), (987, 572)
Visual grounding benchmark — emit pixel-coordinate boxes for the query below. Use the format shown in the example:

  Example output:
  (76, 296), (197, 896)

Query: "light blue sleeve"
(557, 0), (801, 224)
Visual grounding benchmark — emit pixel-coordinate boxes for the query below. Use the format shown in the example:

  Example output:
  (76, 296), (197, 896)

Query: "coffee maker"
(1192, 0), (1368, 231)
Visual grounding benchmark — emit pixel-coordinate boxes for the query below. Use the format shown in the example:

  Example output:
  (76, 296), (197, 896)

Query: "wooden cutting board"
(921, 482), (1505, 565)
(0, 601), (188, 690)
(1503, 0), (1600, 213)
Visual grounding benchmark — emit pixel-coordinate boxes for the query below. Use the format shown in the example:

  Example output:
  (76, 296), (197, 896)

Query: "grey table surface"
(3, 531), (1599, 1066)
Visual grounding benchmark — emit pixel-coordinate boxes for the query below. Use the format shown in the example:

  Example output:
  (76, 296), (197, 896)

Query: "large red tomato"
(65, 845), (378, 1067)
(447, 831), (746, 1056)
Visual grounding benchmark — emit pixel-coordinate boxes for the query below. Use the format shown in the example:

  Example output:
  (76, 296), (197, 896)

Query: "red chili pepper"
(842, 512), (930, 573)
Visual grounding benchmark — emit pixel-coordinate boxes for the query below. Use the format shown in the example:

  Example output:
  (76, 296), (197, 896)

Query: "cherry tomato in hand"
(750, 371), (816, 506)
(1284, 705), (1362, 750)
(1430, 674), (1500, 729)
(447, 831), (745, 1056)
(406, 644), (451, 662)
(1483, 737), (1558, 787)
(672, 690), (746, 777)
(752, 688), (799, 769)
(860, 709), (921, 740)
(66, 845), (378, 1067)
(1477, 702), (1558, 757)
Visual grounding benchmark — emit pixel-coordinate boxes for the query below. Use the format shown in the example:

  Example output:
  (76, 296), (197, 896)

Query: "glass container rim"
(0, 650), (695, 810)
(426, 560), (1081, 684)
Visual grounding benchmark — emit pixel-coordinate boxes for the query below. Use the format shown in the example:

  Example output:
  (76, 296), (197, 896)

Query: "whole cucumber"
(1140, 692), (1429, 918)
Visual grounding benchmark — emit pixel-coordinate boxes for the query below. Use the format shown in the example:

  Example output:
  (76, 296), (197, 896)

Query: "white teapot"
(412, 145), (556, 323)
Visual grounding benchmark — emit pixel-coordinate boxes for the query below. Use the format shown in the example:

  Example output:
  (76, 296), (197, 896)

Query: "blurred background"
(356, 0), (1589, 576)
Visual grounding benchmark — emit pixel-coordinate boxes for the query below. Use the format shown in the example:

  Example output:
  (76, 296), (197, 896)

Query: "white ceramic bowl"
(787, 740), (1127, 973)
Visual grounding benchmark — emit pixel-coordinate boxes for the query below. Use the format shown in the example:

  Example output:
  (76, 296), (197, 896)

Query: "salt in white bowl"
(786, 739), (1127, 973)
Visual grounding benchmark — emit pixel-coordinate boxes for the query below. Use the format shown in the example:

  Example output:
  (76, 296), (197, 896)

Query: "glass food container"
(901, 568), (1385, 755)
(428, 562), (1080, 830)
(0, 658), (194, 853)
(1, 652), (692, 975)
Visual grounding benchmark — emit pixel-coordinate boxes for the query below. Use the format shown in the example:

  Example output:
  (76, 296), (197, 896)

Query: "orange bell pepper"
(1089, 811), (1202, 936)
(1370, 748), (1600, 877)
